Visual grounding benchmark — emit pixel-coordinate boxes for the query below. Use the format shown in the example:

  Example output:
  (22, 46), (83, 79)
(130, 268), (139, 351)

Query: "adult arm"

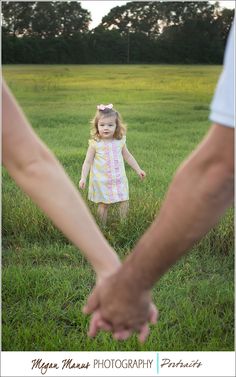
(84, 123), (234, 329)
(2, 80), (120, 280)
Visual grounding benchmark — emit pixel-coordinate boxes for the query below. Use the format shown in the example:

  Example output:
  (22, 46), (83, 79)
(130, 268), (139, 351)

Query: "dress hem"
(88, 198), (129, 204)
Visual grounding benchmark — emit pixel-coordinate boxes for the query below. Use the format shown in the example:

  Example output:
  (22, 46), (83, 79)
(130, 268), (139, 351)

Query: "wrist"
(121, 234), (161, 291)
(117, 261), (149, 295)
(96, 255), (121, 283)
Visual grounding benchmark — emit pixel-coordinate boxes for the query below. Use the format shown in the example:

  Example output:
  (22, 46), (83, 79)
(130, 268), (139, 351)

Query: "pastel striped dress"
(88, 136), (129, 204)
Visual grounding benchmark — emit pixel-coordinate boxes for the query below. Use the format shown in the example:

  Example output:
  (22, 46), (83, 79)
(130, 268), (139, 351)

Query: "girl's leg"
(97, 203), (109, 224)
(119, 200), (129, 220)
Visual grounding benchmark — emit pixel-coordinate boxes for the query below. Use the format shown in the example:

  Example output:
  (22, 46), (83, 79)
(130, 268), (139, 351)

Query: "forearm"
(125, 154), (141, 173)
(122, 126), (234, 290)
(81, 161), (91, 180)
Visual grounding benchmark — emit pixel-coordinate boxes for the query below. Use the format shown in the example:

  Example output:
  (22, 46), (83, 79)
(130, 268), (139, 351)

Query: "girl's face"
(97, 115), (117, 140)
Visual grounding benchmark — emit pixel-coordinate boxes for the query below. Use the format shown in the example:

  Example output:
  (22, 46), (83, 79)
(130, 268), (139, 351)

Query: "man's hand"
(83, 270), (158, 342)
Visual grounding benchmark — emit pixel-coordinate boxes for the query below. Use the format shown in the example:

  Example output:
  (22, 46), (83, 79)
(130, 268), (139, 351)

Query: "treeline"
(2, 1), (235, 64)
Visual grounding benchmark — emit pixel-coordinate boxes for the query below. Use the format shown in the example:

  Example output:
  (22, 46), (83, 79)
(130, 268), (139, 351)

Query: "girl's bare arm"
(80, 145), (95, 186)
(122, 145), (145, 177)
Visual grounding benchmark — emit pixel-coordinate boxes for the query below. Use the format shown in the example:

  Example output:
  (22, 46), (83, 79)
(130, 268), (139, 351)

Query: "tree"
(157, 1), (216, 25)
(157, 3), (234, 64)
(32, 1), (91, 38)
(31, 2), (59, 38)
(55, 1), (91, 36)
(1, 1), (34, 36)
(101, 2), (161, 38)
(100, 1), (219, 37)
(2, 0), (234, 64)
(214, 7), (235, 45)
(2, 1), (91, 38)
(88, 26), (126, 63)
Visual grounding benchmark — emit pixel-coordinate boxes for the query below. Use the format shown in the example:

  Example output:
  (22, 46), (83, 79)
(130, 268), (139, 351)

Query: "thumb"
(83, 289), (100, 315)
(149, 303), (159, 324)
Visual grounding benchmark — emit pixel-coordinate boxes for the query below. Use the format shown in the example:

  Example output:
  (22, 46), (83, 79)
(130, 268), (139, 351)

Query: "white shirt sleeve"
(209, 19), (235, 128)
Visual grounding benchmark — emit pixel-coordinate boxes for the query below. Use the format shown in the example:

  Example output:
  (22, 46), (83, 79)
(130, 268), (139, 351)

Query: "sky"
(80, 1), (235, 29)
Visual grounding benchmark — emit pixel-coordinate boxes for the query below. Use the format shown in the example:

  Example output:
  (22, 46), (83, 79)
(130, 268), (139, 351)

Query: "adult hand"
(83, 270), (158, 342)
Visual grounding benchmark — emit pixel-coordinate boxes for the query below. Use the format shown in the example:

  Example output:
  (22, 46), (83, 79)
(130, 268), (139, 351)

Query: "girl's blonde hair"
(90, 107), (126, 140)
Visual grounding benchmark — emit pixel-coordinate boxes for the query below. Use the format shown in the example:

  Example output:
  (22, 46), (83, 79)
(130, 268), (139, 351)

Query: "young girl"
(79, 104), (146, 224)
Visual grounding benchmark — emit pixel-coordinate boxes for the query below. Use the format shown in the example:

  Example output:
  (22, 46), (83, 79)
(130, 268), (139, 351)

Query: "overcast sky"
(80, 1), (235, 29)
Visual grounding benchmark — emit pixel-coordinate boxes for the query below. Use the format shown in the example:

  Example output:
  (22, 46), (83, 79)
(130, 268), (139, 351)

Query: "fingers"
(113, 323), (149, 343)
(79, 181), (85, 189)
(87, 311), (133, 341)
(87, 311), (101, 337)
(97, 318), (112, 331)
(149, 303), (159, 324)
(138, 323), (150, 343)
(139, 171), (146, 180)
(83, 290), (99, 315)
(88, 311), (112, 337)
(113, 329), (132, 341)
(87, 316), (153, 343)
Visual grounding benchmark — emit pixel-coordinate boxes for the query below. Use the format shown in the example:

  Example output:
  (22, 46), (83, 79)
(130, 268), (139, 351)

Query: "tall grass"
(2, 64), (234, 351)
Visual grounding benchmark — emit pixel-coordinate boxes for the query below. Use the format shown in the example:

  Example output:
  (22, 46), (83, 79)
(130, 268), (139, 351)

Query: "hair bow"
(97, 104), (113, 111)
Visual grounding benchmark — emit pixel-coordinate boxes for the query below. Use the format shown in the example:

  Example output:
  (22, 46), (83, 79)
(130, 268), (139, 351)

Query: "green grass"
(2, 64), (234, 351)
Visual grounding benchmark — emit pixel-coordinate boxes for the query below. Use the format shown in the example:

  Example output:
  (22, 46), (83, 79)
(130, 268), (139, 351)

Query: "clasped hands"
(83, 267), (158, 343)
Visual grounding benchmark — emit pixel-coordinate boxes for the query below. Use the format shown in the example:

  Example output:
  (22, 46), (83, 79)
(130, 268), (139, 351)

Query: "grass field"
(2, 64), (234, 351)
